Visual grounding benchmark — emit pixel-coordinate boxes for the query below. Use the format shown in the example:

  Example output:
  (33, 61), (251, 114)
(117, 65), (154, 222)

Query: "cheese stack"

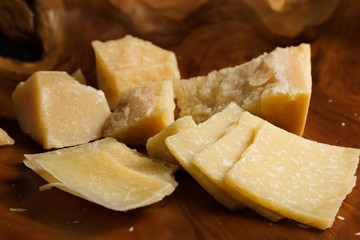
(166, 102), (360, 229)
(24, 137), (178, 211)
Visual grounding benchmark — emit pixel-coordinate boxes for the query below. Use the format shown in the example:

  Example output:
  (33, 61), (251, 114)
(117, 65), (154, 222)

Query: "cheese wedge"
(224, 122), (360, 229)
(166, 102), (245, 210)
(12, 71), (110, 149)
(104, 80), (175, 146)
(24, 138), (178, 211)
(192, 111), (283, 221)
(146, 116), (197, 167)
(0, 128), (14, 146)
(92, 35), (180, 109)
(174, 43), (311, 135)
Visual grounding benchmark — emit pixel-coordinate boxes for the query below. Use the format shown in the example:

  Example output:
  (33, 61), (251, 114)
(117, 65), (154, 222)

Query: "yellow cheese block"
(104, 80), (175, 146)
(192, 111), (283, 221)
(24, 138), (178, 211)
(174, 43), (311, 135)
(146, 116), (197, 167)
(0, 128), (14, 146)
(166, 102), (245, 210)
(92, 35), (180, 109)
(12, 71), (111, 149)
(224, 122), (360, 229)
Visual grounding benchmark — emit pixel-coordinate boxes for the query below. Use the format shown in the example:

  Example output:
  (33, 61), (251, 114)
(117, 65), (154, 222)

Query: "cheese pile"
(10, 35), (359, 230)
(165, 103), (359, 229)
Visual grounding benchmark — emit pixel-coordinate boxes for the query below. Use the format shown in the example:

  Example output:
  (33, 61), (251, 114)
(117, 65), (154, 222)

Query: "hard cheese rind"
(224, 122), (360, 229)
(166, 102), (245, 210)
(24, 138), (178, 211)
(174, 43), (311, 135)
(12, 71), (110, 149)
(104, 80), (175, 146)
(92, 35), (180, 109)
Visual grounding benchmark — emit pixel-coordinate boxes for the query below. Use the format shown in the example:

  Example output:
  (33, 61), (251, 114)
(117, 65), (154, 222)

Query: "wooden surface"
(1, 0), (360, 239)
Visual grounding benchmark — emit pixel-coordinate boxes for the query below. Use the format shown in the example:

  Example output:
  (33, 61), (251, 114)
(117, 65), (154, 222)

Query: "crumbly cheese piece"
(12, 71), (110, 149)
(146, 116), (196, 167)
(174, 43), (311, 135)
(104, 80), (175, 146)
(166, 102), (245, 210)
(0, 128), (15, 146)
(92, 35), (180, 109)
(24, 138), (178, 211)
(192, 111), (283, 221)
(224, 122), (360, 230)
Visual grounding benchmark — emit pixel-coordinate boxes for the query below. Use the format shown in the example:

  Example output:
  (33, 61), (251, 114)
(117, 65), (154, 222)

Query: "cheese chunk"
(92, 35), (180, 109)
(166, 102), (245, 210)
(0, 128), (14, 146)
(224, 123), (360, 229)
(174, 43), (311, 135)
(71, 68), (87, 85)
(24, 138), (178, 211)
(192, 111), (283, 221)
(146, 116), (196, 167)
(104, 80), (175, 146)
(12, 71), (111, 149)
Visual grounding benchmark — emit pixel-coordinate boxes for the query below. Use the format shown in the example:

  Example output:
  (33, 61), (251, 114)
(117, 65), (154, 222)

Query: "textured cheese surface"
(146, 116), (196, 166)
(174, 43), (311, 135)
(92, 35), (180, 109)
(192, 112), (282, 221)
(12, 71), (110, 149)
(225, 122), (360, 229)
(166, 102), (245, 210)
(0, 128), (14, 146)
(104, 80), (175, 146)
(24, 138), (178, 211)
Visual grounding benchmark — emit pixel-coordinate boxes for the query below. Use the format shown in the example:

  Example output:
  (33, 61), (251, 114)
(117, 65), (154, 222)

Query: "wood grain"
(1, 0), (360, 239)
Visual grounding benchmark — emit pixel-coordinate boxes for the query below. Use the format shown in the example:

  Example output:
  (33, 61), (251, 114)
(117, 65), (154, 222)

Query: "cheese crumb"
(337, 216), (345, 220)
(129, 227), (134, 232)
(355, 232), (360, 236)
(341, 122), (346, 127)
(328, 99), (333, 103)
(9, 208), (27, 212)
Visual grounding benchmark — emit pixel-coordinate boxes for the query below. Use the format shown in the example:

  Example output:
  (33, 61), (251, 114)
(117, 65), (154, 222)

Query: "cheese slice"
(24, 138), (178, 211)
(224, 122), (360, 229)
(166, 102), (245, 210)
(12, 71), (110, 149)
(0, 128), (15, 146)
(192, 111), (283, 221)
(174, 43), (311, 135)
(146, 116), (197, 167)
(92, 35), (180, 109)
(104, 80), (175, 146)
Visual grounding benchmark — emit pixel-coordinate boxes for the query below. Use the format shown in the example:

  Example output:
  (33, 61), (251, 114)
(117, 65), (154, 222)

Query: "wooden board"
(1, 0), (360, 239)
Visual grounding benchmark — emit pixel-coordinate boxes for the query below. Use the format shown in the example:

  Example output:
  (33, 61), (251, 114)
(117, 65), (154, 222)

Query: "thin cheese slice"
(166, 102), (245, 210)
(0, 128), (14, 146)
(192, 112), (283, 221)
(224, 123), (360, 229)
(174, 43), (311, 135)
(146, 116), (197, 167)
(104, 80), (175, 146)
(24, 138), (178, 211)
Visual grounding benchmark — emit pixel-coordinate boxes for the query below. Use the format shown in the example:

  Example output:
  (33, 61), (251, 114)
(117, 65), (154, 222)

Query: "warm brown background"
(1, 0), (360, 239)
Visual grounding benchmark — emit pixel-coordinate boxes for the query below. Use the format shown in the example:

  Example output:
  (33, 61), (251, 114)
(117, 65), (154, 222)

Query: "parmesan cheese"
(24, 138), (178, 211)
